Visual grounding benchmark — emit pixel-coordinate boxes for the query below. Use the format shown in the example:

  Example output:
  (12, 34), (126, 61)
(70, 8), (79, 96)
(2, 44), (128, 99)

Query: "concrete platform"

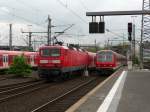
(66, 69), (150, 112)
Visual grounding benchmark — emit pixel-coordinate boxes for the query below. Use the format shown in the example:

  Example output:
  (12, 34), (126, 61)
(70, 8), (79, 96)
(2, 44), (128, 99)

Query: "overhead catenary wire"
(0, 7), (46, 29)
(78, 0), (90, 11)
(56, 0), (88, 24)
(15, 0), (71, 25)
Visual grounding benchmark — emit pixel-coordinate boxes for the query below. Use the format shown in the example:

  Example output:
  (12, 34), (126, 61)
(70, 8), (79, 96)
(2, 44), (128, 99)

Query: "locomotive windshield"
(97, 51), (113, 62)
(41, 48), (60, 57)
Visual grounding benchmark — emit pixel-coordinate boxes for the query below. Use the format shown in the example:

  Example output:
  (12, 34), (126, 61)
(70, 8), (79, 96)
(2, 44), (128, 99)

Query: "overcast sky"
(0, 0), (143, 48)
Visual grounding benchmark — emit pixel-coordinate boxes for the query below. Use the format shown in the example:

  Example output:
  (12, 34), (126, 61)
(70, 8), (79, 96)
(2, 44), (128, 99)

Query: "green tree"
(8, 55), (32, 77)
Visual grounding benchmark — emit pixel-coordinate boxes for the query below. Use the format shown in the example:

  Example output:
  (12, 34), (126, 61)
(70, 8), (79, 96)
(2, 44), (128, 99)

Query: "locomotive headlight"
(51, 60), (61, 64)
(40, 60), (48, 64)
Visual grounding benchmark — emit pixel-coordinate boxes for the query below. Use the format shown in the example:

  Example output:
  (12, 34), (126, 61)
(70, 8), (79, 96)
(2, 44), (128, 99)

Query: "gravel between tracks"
(0, 81), (45, 100)
(0, 76), (99, 112)
(0, 70), (39, 87)
(32, 77), (106, 112)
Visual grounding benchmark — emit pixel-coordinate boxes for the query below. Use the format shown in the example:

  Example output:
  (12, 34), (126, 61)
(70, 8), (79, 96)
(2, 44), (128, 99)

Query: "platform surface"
(66, 69), (150, 112)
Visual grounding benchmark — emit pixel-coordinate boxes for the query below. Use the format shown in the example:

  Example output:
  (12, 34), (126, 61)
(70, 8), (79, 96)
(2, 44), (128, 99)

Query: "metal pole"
(9, 24), (12, 50)
(29, 32), (32, 51)
(47, 15), (51, 46)
(140, 0), (144, 69)
(122, 33), (125, 55)
(95, 39), (97, 52)
(107, 38), (110, 50)
(133, 24), (136, 59)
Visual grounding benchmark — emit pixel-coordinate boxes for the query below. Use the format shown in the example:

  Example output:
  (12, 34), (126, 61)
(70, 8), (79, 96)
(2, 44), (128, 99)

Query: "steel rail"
(31, 78), (96, 112)
(0, 81), (51, 103)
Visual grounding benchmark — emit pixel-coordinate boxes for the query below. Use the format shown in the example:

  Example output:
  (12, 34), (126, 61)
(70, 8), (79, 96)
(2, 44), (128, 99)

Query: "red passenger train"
(38, 45), (96, 80)
(96, 50), (126, 73)
(0, 50), (38, 69)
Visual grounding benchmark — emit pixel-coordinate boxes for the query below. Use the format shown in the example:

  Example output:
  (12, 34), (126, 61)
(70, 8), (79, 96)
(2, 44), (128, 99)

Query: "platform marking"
(107, 71), (127, 112)
(66, 68), (124, 112)
(97, 71), (127, 112)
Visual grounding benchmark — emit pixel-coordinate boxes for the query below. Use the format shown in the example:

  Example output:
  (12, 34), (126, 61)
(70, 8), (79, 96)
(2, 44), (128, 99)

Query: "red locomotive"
(38, 45), (96, 80)
(96, 50), (126, 73)
(0, 50), (38, 69)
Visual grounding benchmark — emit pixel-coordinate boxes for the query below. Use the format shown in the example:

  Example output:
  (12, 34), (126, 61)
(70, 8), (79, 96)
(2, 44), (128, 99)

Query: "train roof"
(97, 50), (126, 58)
(0, 50), (37, 55)
(39, 45), (69, 50)
(39, 45), (87, 52)
(97, 50), (112, 52)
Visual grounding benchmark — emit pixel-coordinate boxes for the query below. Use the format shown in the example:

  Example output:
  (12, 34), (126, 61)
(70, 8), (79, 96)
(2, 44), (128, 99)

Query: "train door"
(30, 55), (35, 66)
(0, 55), (2, 68)
(2, 54), (9, 68)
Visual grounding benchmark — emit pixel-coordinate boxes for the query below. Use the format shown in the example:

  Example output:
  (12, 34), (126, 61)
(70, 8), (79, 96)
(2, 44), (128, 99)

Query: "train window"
(30, 55), (34, 63)
(9, 56), (12, 62)
(41, 48), (60, 57)
(5, 56), (8, 62)
(41, 49), (49, 56)
(2, 56), (4, 63)
(51, 49), (60, 56)
(97, 52), (113, 62)
(0, 55), (2, 61)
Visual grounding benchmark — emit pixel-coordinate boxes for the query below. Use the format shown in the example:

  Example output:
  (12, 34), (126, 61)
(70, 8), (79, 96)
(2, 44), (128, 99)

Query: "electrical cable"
(15, 0), (70, 24)
(78, 0), (89, 11)
(56, 0), (88, 24)
(0, 8), (46, 29)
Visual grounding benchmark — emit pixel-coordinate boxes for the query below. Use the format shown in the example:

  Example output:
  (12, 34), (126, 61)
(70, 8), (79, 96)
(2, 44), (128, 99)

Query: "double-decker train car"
(38, 45), (91, 80)
(96, 50), (126, 74)
(23, 51), (38, 68)
(0, 50), (38, 69)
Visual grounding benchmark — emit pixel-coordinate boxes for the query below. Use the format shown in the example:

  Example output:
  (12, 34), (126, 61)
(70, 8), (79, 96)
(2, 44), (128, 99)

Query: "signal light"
(128, 22), (132, 41)
(128, 23), (132, 33)
(89, 22), (105, 33)
(89, 22), (99, 33)
(99, 22), (105, 33)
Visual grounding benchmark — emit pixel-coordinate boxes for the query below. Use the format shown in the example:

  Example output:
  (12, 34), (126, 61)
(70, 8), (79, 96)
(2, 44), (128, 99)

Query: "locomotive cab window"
(41, 48), (60, 57)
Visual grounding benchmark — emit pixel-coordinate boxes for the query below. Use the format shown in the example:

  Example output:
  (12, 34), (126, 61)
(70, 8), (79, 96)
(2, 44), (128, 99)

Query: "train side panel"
(87, 52), (96, 69)
(0, 50), (38, 70)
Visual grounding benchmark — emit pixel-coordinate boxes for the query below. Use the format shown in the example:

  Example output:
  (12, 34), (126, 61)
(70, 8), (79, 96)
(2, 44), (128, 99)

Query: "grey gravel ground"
(0, 76), (95, 112)
(0, 70), (39, 87)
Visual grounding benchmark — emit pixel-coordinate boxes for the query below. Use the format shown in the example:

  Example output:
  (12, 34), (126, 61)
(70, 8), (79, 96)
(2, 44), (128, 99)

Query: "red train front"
(38, 45), (89, 80)
(96, 50), (126, 73)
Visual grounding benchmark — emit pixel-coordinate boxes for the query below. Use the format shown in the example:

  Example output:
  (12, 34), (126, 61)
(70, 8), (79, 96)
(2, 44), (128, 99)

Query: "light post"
(27, 25), (32, 50)
(131, 16), (137, 62)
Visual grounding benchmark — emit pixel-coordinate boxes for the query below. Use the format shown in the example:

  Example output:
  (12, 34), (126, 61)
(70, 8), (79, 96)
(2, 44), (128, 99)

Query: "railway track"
(0, 80), (49, 103)
(0, 79), (41, 92)
(0, 75), (12, 81)
(143, 62), (150, 69)
(31, 77), (105, 112)
(0, 77), (7, 81)
(0, 76), (104, 112)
